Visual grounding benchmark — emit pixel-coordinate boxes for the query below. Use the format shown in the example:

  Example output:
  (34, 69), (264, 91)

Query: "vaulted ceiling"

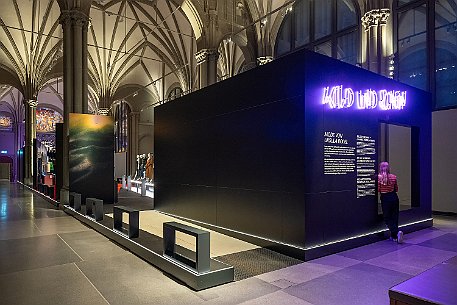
(0, 0), (294, 117)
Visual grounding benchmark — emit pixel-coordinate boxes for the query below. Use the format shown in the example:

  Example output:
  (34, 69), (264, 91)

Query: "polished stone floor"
(1, 181), (457, 305)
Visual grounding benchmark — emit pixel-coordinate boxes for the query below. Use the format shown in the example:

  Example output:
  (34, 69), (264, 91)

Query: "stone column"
(128, 112), (140, 177)
(82, 21), (89, 114)
(23, 99), (37, 186)
(58, 10), (90, 204)
(361, 8), (390, 75)
(73, 15), (83, 113)
(196, 49), (219, 88)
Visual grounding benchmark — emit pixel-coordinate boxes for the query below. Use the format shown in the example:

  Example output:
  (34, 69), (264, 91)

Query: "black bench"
(85, 198), (104, 221)
(69, 192), (82, 211)
(113, 206), (139, 238)
(163, 222), (210, 273)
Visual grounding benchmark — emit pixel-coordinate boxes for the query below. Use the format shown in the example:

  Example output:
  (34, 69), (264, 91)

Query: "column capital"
(195, 49), (219, 65)
(361, 9), (390, 31)
(59, 10), (89, 28)
(130, 111), (140, 117)
(25, 99), (38, 108)
(97, 108), (110, 116)
(257, 56), (273, 66)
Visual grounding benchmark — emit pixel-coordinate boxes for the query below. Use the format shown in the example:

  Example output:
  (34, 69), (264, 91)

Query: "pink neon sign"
(322, 86), (407, 110)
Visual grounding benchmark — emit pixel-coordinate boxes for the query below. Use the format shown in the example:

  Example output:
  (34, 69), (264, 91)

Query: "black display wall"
(154, 49), (432, 259)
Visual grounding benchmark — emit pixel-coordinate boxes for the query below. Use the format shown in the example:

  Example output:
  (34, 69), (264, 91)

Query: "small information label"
(323, 132), (355, 175)
(356, 135), (376, 198)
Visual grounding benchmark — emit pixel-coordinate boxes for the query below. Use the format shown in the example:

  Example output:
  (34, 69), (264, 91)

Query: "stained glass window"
(115, 101), (129, 152)
(36, 108), (63, 133)
(0, 116), (12, 129)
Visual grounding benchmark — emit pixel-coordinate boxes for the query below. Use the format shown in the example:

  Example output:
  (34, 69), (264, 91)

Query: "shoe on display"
(397, 231), (404, 244)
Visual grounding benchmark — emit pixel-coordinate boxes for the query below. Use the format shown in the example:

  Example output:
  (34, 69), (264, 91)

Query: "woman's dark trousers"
(381, 192), (399, 238)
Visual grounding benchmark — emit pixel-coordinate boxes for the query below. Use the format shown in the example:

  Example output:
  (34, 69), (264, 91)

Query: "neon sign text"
(322, 86), (407, 110)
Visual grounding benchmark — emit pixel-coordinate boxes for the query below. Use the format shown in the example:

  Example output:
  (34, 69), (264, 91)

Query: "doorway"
(379, 123), (419, 212)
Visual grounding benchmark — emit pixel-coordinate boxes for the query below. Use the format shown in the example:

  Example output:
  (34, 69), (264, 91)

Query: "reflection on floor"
(1, 181), (457, 305)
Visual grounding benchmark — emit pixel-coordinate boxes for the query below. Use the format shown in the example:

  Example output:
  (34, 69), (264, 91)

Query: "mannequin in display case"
(145, 153), (154, 181)
(134, 154), (141, 179)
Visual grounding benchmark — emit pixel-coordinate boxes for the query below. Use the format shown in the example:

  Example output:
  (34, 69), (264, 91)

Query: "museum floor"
(1, 181), (457, 305)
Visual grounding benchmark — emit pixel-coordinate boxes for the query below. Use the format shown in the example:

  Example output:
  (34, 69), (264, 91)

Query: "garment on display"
(145, 153), (154, 181)
(135, 153), (154, 182)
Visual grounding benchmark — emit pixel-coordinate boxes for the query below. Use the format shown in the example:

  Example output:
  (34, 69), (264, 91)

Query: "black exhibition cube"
(154, 48), (432, 260)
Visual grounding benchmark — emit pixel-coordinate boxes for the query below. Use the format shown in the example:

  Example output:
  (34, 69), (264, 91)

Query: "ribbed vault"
(88, 0), (196, 110)
(0, 0), (62, 100)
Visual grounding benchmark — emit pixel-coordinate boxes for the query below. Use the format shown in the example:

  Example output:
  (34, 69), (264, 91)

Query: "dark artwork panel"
(69, 114), (114, 203)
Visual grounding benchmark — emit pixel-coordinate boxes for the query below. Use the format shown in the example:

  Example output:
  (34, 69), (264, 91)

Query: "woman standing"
(378, 162), (403, 243)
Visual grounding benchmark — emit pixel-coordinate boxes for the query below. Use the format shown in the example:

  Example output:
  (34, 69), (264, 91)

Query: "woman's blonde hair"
(379, 161), (391, 185)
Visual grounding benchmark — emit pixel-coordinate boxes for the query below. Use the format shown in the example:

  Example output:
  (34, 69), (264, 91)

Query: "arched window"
(167, 87), (183, 101)
(36, 108), (63, 133)
(275, 0), (359, 65)
(0, 114), (13, 131)
(114, 101), (129, 153)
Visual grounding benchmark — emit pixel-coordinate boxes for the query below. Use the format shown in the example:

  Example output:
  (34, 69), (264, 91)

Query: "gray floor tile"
(59, 230), (131, 261)
(76, 253), (204, 305)
(255, 261), (341, 285)
(339, 239), (411, 261)
(284, 263), (411, 305)
(0, 220), (42, 240)
(402, 228), (448, 244)
(0, 235), (82, 274)
(201, 277), (280, 305)
(34, 216), (91, 234)
(445, 255), (457, 265)
(308, 254), (362, 268)
(0, 263), (109, 305)
(432, 216), (457, 232)
(270, 278), (296, 288)
(239, 290), (313, 305)
(418, 233), (457, 253)
(32, 207), (68, 219)
(0, 205), (35, 222)
(365, 245), (457, 275)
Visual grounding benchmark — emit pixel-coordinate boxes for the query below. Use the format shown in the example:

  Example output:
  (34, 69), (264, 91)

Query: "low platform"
(389, 256), (457, 305)
(63, 205), (234, 290)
